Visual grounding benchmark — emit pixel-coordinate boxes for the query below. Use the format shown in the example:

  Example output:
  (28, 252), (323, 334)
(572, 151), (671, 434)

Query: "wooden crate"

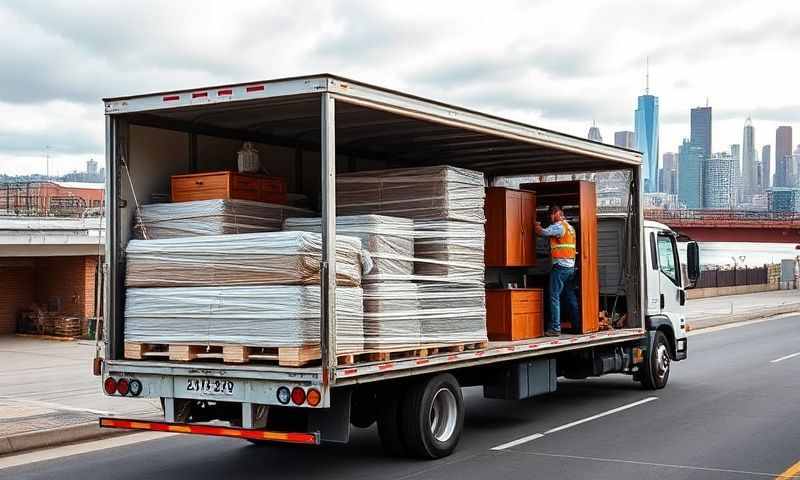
(170, 171), (287, 204)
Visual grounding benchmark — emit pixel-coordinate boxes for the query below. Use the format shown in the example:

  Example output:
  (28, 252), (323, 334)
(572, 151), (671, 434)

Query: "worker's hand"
(534, 223), (544, 235)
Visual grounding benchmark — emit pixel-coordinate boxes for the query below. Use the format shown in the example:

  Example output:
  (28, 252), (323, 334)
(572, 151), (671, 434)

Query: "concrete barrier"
(688, 283), (779, 300)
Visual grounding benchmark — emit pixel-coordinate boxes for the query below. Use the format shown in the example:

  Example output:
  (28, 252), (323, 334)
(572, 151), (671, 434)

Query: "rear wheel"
(400, 374), (464, 459)
(641, 330), (671, 390)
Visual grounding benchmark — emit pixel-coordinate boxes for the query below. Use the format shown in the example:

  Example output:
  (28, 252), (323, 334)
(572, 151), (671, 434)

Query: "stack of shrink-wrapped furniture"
(124, 196), (369, 365)
(333, 165), (488, 349)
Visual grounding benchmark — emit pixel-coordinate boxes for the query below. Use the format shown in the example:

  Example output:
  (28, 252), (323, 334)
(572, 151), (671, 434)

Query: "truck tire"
(350, 389), (377, 428)
(377, 387), (407, 456)
(399, 373), (464, 459)
(641, 330), (671, 390)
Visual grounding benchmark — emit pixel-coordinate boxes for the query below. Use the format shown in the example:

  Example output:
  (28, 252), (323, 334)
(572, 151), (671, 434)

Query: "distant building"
(587, 122), (603, 142)
(659, 152), (677, 194)
(614, 131), (635, 149)
(703, 153), (736, 209)
(690, 106), (712, 159)
(635, 94), (659, 192)
(730, 144), (742, 204)
(768, 187), (800, 212)
(677, 139), (704, 209)
(86, 159), (98, 176)
(742, 117), (757, 196)
(0, 181), (104, 216)
(762, 144), (771, 189)
(776, 126), (793, 186)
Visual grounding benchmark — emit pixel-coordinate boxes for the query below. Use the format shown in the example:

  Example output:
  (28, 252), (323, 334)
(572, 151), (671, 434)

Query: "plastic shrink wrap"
(284, 215), (414, 277)
(336, 166), (486, 223)
(125, 285), (364, 351)
(134, 199), (312, 239)
(125, 231), (367, 287)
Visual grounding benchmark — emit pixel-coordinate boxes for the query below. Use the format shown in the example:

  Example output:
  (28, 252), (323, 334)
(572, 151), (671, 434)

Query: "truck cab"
(642, 220), (699, 386)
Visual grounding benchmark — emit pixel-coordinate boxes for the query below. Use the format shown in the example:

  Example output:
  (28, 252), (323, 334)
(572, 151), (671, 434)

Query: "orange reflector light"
(306, 388), (321, 407)
(99, 418), (318, 445)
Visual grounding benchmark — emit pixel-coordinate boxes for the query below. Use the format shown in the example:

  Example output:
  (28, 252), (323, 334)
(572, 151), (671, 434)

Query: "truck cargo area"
(100, 75), (673, 458)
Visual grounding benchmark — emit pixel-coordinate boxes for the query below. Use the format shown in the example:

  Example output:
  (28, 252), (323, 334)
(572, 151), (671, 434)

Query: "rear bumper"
(99, 417), (320, 445)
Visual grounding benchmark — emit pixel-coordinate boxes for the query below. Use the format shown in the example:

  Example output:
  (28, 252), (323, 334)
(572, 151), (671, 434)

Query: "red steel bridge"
(645, 210), (800, 243)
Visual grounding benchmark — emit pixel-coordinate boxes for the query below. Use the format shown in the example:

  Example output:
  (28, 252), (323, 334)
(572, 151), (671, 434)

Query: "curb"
(0, 421), (130, 457)
(688, 304), (800, 331)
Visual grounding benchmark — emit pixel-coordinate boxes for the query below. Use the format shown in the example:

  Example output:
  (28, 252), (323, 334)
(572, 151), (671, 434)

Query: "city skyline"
(2, 2), (800, 176)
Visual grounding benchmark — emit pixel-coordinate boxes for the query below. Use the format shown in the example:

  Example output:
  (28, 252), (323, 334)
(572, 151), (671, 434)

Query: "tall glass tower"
(635, 94), (659, 192)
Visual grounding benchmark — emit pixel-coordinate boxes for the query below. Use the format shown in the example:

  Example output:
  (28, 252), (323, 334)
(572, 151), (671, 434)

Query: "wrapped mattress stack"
(124, 231), (367, 351)
(336, 165), (488, 347)
(134, 199), (313, 239)
(284, 215), (420, 349)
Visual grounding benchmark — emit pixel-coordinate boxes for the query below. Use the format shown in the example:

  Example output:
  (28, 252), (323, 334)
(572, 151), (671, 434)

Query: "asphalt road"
(3, 315), (800, 479)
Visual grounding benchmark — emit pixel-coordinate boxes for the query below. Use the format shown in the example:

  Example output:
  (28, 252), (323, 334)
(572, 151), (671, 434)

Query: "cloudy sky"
(1, 0), (799, 176)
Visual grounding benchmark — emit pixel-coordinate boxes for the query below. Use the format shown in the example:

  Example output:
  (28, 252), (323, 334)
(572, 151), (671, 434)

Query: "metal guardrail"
(645, 209), (800, 223)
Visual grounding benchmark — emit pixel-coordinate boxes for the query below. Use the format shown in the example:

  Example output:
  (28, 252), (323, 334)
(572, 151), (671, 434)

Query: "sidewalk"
(686, 289), (800, 330)
(0, 336), (162, 455)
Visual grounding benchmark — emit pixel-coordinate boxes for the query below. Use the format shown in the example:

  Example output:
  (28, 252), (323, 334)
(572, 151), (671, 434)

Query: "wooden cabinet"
(519, 180), (599, 334)
(171, 171), (287, 204)
(486, 289), (544, 341)
(485, 187), (536, 267)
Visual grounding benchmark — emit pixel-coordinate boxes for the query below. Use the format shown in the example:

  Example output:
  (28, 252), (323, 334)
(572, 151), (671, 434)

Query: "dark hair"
(548, 205), (562, 215)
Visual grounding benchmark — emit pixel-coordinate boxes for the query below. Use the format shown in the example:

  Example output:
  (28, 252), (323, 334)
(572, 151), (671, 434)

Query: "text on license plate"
(186, 378), (235, 395)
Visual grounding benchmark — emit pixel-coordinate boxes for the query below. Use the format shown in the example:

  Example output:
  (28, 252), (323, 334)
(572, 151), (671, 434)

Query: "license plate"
(185, 378), (235, 396)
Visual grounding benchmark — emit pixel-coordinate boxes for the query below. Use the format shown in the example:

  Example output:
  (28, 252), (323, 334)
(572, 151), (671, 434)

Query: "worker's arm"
(535, 222), (564, 237)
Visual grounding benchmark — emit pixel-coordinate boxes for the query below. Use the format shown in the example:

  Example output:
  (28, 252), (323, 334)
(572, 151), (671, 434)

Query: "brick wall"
(0, 260), (36, 334)
(35, 256), (99, 318)
(0, 255), (100, 334)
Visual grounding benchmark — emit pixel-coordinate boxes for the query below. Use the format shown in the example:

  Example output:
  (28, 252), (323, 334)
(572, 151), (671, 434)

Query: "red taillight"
(117, 378), (130, 396)
(306, 388), (321, 407)
(104, 377), (117, 395)
(291, 387), (306, 405)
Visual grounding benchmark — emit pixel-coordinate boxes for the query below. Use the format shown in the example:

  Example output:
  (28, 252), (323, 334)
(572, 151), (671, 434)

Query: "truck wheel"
(400, 374), (464, 459)
(377, 386), (407, 456)
(641, 331), (671, 390)
(350, 389), (377, 428)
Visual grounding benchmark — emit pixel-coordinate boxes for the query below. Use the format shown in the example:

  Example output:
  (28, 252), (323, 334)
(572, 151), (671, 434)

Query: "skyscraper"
(690, 106), (712, 160)
(587, 122), (603, 142)
(660, 152), (677, 194)
(703, 153), (736, 209)
(614, 131), (635, 149)
(762, 144), (771, 189)
(776, 126), (793, 186)
(742, 117), (756, 196)
(678, 139), (704, 209)
(635, 93), (659, 192)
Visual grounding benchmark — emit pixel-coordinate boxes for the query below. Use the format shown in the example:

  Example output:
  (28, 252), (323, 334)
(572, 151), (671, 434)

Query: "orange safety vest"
(549, 220), (576, 260)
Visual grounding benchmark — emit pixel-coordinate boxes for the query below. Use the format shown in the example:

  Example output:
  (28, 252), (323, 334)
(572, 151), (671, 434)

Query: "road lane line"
(777, 459), (800, 479)
(490, 433), (544, 450)
(543, 397), (658, 434)
(490, 397), (658, 451)
(771, 352), (800, 364)
(507, 451), (785, 478)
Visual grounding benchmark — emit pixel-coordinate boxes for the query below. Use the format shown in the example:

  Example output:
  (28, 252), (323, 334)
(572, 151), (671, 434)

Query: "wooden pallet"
(123, 343), (359, 367)
(123, 341), (489, 367)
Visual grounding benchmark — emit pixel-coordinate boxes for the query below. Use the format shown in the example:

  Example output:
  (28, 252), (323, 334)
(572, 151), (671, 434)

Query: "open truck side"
(99, 74), (699, 458)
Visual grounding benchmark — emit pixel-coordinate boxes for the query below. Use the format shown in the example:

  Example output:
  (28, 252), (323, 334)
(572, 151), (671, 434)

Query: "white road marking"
(771, 352), (800, 364)
(489, 433), (544, 451)
(0, 432), (174, 470)
(505, 451), (785, 478)
(490, 397), (658, 451)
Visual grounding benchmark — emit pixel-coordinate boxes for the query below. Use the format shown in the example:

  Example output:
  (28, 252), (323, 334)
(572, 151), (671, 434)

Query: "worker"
(535, 205), (580, 336)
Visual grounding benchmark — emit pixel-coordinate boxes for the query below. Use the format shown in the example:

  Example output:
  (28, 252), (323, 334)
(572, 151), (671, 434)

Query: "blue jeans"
(548, 265), (579, 332)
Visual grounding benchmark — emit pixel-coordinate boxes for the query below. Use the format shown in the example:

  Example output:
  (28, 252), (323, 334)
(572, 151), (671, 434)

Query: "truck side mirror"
(686, 241), (700, 287)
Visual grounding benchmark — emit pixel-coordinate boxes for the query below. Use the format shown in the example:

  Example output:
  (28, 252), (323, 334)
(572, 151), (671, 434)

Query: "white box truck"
(98, 74), (700, 458)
